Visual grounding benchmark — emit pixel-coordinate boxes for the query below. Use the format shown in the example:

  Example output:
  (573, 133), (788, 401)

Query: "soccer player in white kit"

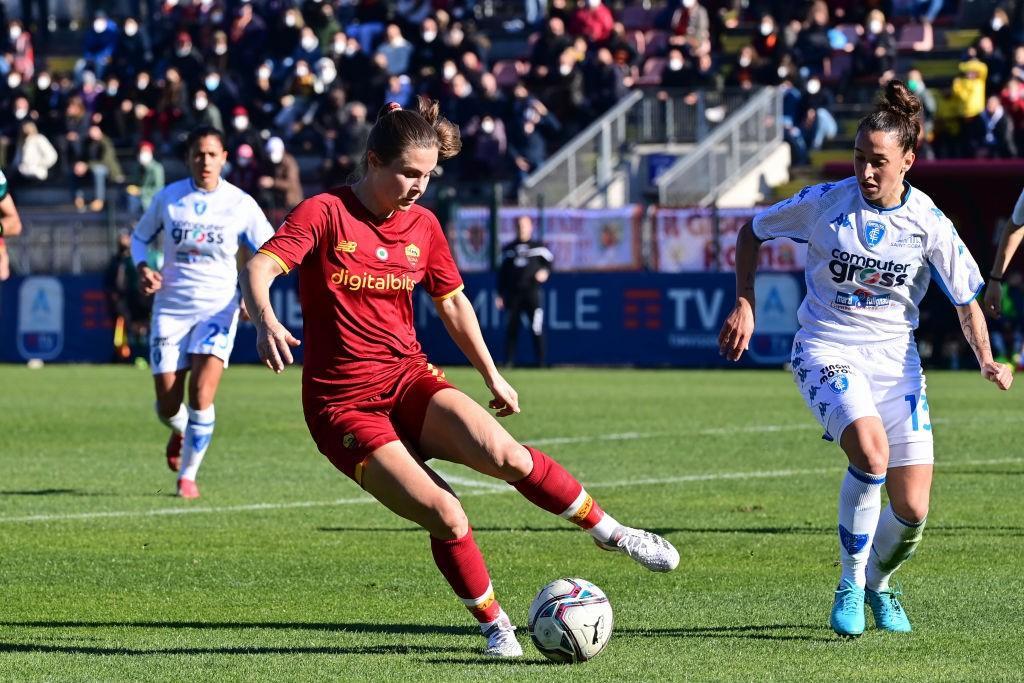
(131, 127), (275, 499)
(718, 81), (1013, 637)
(982, 186), (1024, 325)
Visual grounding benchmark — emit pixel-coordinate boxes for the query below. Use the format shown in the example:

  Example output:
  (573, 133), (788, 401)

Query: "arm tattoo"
(959, 307), (991, 361)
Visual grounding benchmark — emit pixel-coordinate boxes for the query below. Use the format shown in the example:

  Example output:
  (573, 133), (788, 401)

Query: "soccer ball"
(527, 578), (613, 663)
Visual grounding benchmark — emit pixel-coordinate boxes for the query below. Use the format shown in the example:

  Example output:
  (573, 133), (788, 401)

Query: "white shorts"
(790, 332), (934, 467)
(149, 300), (240, 374)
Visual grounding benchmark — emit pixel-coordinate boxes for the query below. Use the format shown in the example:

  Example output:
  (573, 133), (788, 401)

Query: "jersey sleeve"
(751, 184), (827, 243)
(1012, 187), (1024, 226)
(0, 169), (8, 200)
(926, 217), (984, 306)
(240, 196), (276, 252)
(258, 196), (327, 274)
(422, 215), (464, 301)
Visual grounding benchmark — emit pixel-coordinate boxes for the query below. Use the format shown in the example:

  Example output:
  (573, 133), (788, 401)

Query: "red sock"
(430, 529), (502, 623)
(512, 446), (606, 530)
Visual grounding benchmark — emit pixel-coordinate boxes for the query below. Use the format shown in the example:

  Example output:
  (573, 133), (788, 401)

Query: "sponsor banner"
(1, 273), (802, 367)
(451, 206), (641, 273)
(654, 207), (807, 272)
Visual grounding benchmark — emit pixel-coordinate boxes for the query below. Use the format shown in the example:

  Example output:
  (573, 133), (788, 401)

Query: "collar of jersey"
(343, 185), (397, 226)
(189, 177), (222, 194)
(860, 180), (911, 214)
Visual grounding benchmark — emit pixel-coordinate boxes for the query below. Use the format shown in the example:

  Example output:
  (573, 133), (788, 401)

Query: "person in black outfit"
(496, 216), (554, 367)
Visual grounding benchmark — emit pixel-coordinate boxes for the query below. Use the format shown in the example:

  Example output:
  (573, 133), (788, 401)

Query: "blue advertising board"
(0, 272), (802, 367)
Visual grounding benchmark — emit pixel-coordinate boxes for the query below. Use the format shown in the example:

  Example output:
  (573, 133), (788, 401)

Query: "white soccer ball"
(527, 577), (613, 663)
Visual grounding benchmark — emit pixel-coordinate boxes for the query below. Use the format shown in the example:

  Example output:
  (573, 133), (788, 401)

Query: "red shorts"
(307, 362), (454, 486)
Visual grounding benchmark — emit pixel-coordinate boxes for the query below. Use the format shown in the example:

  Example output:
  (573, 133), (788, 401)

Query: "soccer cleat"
(594, 526), (680, 572)
(481, 615), (523, 657)
(177, 478), (200, 499)
(166, 432), (183, 472)
(866, 587), (912, 632)
(830, 579), (866, 637)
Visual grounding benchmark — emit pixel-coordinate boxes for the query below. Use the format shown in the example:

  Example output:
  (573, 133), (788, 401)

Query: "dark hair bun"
(877, 80), (922, 120)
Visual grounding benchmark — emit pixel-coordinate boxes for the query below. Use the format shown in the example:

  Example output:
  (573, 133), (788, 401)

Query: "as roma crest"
(405, 244), (421, 267)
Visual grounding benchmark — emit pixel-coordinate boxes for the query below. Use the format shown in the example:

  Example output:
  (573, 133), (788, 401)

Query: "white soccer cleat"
(481, 614), (523, 657)
(596, 526), (679, 572)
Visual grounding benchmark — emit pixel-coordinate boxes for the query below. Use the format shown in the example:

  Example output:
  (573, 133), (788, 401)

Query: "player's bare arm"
(0, 194), (22, 237)
(956, 300), (1012, 390)
(719, 221), (762, 362)
(983, 221), (1024, 318)
(240, 252), (300, 373)
(435, 290), (520, 417)
(137, 262), (163, 295)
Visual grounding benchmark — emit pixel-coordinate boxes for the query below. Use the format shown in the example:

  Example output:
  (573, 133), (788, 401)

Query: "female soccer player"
(240, 98), (678, 657)
(718, 81), (1012, 637)
(132, 126), (274, 499)
(982, 186), (1024, 321)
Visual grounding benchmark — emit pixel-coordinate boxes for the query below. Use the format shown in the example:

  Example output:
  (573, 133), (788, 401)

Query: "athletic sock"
(430, 529), (502, 623)
(179, 405), (215, 482)
(511, 446), (619, 544)
(838, 465), (885, 588)
(157, 402), (188, 434)
(866, 504), (926, 592)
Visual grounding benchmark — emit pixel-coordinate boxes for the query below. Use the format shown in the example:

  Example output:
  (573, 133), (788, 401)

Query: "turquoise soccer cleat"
(866, 587), (912, 632)
(830, 579), (866, 637)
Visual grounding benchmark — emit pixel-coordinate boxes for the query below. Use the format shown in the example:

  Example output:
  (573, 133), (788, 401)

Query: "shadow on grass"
(617, 623), (834, 643)
(0, 489), (111, 497)
(0, 621), (476, 636)
(0, 642), (474, 656)
(316, 526), (689, 537)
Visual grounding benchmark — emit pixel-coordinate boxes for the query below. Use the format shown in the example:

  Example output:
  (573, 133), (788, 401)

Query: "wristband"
(989, 274), (1004, 282)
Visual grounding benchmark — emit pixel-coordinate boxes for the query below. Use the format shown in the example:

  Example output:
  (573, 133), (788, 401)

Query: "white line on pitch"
(1, 457), (1019, 525)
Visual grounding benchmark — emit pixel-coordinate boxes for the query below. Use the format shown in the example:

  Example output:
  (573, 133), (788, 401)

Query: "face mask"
(37, 75), (51, 90)
(296, 64), (310, 77)
(139, 151), (153, 165)
(212, 11), (224, 23)
(321, 66), (337, 83)
(301, 37), (318, 52)
(14, 107), (27, 119)
(138, 76), (149, 89)
(907, 78), (922, 93)
(760, 23), (772, 36)
(587, 0), (600, 8)
(285, 14), (297, 27)
(559, 63), (572, 76)
(682, 0), (696, 8)
(423, 30), (436, 42)
(205, 76), (220, 90)
(739, 55), (751, 67)
(777, 66), (788, 78)
(234, 116), (248, 130)
(176, 45), (190, 57)
(258, 67), (271, 80)
(333, 40), (345, 55)
(195, 97), (208, 110)
(94, 19), (107, 33)
(269, 150), (284, 164)
(389, 34), (403, 46)
(125, 22), (138, 37)
(8, 74), (21, 88)
(10, 27), (22, 40)
(443, 64), (457, 80)
(481, 118), (495, 134)
(345, 44), (358, 56)
(669, 59), (684, 70)
(108, 83), (118, 95)
(806, 79), (820, 94)
(869, 20), (883, 34)
(214, 43), (227, 55)
(992, 19), (1005, 31)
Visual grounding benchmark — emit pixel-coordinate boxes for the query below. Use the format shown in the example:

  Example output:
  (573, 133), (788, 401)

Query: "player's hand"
(982, 360), (1013, 391)
(983, 281), (1003, 319)
(718, 299), (754, 362)
(138, 265), (162, 295)
(256, 320), (301, 373)
(486, 373), (521, 418)
(239, 299), (251, 322)
(494, 296), (504, 311)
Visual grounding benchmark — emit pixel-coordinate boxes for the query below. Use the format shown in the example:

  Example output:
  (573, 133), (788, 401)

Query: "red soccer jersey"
(258, 186), (464, 413)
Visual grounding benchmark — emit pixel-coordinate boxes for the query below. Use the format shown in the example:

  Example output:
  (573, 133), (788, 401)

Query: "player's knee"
(491, 441), (532, 481)
(891, 495), (929, 525)
(188, 387), (215, 410)
(860, 443), (889, 475)
(430, 497), (469, 540)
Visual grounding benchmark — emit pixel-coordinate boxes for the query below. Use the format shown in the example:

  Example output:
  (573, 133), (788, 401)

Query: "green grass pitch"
(1, 365), (1023, 681)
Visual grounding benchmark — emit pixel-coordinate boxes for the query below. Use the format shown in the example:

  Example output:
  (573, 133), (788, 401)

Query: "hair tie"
(386, 102), (402, 113)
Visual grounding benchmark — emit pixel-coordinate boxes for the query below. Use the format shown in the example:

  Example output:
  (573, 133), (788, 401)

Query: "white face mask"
(15, 107), (28, 119)
(37, 75), (51, 90)
(345, 44), (358, 56)
(125, 22), (138, 37)
(481, 118), (495, 134)
(869, 20), (883, 34)
(301, 36), (318, 52)
(739, 55), (751, 67)
(760, 23), (773, 36)
(321, 66), (337, 83)
(214, 43), (227, 55)
(137, 76), (149, 89)
(234, 116), (248, 130)
(443, 64), (457, 80)
(108, 83), (118, 95)
(269, 150), (284, 164)
(806, 79), (821, 94)
(205, 76), (220, 90)
(93, 19), (107, 33)
(777, 66), (788, 78)
(285, 14), (297, 27)
(682, 0), (696, 7)
(139, 151), (153, 165)
(669, 59), (683, 71)
(176, 45), (190, 57)
(389, 34), (404, 46)
(258, 67), (271, 80)
(559, 63), (572, 76)
(195, 97), (208, 110)
(8, 74), (21, 88)
(296, 64), (310, 77)
(10, 26), (22, 40)
(587, 0), (600, 8)
(423, 30), (436, 43)
(992, 18), (1005, 31)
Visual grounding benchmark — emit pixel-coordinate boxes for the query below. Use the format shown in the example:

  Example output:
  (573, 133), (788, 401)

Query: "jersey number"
(904, 393), (931, 431)
(202, 324), (230, 350)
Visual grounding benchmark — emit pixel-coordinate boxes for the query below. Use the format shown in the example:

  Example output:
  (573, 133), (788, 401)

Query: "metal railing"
(519, 88), (762, 208)
(655, 87), (783, 207)
(6, 211), (124, 275)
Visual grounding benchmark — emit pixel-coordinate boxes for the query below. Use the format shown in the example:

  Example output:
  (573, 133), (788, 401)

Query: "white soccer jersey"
(752, 176), (983, 344)
(131, 178), (274, 312)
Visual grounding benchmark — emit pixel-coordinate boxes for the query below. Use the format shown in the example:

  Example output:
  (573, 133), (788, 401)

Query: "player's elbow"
(2, 212), (22, 237)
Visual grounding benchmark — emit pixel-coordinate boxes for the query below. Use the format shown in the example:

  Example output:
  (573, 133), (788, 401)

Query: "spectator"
(497, 215), (553, 367)
(95, 76), (131, 144)
(246, 63), (281, 131)
(11, 120), (58, 184)
(112, 17), (150, 81)
(155, 67), (189, 147)
(7, 20), (34, 80)
(104, 230), (152, 363)
(852, 10), (896, 85)
(543, 48), (587, 138)
(258, 137), (303, 214)
(125, 141), (164, 215)
(660, 48), (695, 90)
(799, 76), (838, 152)
(270, 7), (303, 60)
(794, 1), (831, 77)
(203, 69), (238, 119)
(80, 11), (119, 78)
(969, 94), (1017, 158)
(952, 58), (989, 123)
(907, 68), (937, 159)
(293, 26), (323, 66)
(984, 7), (1015, 60)
(411, 17), (446, 80)
(780, 78), (809, 166)
(229, 2), (268, 75)
(377, 24), (413, 76)
(1010, 45), (1024, 85)
(752, 14), (784, 67)
(189, 88), (224, 132)
(71, 123), (125, 212)
(466, 114), (509, 178)
(975, 36), (1009, 94)
(0, 94), (31, 167)
(168, 31), (206, 93)
(605, 22), (640, 68)
(509, 91), (559, 186)
(208, 30), (231, 75)
(315, 3), (342, 48)
(569, 0), (614, 45)
(585, 47), (630, 114)
(668, 0), (711, 57)
(1001, 77), (1024, 154)
(227, 142), (262, 195)
(227, 106), (264, 162)
(323, 100), (371, 186)
(531, 17), (573, 79)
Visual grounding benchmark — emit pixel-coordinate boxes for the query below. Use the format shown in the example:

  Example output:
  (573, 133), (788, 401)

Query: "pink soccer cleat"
(177, 478), (200, 499)
(166, 432), (183, 472)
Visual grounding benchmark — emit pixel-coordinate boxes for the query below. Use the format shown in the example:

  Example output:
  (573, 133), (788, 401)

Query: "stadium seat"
(825, 50), (853, 85)
(834, 23), (862, 49)
(897, 22), (932, 52)
(637, 57), (667, 86)
(492, 59), (523, 89)
(644, 29), (669, 58)
(626, 29), (646, 58)
(621, 5), (654, 31)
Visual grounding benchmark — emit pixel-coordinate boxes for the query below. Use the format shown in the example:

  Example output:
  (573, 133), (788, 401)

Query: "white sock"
(838, 465), (885, 588)
(866, 504), (926, 592)
(180, 405), (215, 482)
(157, 402), (188, 434)
(589, 511), (621, 545)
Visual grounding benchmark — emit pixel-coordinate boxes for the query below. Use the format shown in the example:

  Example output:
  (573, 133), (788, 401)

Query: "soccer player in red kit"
(240, 98), (678, 657)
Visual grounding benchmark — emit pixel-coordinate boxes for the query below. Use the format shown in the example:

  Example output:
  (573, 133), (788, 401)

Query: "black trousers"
(505, 289), (545, 367)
